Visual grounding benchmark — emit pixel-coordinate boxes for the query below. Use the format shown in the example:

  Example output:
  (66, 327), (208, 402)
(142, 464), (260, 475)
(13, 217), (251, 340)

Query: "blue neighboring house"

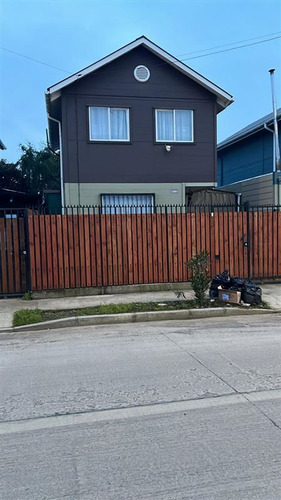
(217, 108), (281, 206)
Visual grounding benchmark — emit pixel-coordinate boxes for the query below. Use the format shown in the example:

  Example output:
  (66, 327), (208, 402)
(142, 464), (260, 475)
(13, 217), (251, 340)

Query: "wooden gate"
(0, 209), (29, 296)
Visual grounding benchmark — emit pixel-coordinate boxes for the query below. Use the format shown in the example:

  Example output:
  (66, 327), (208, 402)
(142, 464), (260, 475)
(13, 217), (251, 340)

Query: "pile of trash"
(209, 270), (262, 305)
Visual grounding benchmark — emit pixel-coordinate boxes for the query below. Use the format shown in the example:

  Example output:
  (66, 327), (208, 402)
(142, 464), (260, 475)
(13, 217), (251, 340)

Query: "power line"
(182, 35), (281, 61)
(1, 33), (280, 77)
(177, 31), (281, 57)
(0, 46), (71, 74)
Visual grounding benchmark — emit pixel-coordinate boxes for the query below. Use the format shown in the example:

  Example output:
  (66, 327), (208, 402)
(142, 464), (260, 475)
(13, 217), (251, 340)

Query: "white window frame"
(155, 109), (194, 143)
(101, 194), (154, 214)
(89, 107), (130, 142)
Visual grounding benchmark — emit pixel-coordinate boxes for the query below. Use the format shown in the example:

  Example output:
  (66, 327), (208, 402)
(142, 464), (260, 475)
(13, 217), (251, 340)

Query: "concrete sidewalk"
(0, 289), (194, 329)
(260, 284), (281, 310)
(1, 284), (280, 329)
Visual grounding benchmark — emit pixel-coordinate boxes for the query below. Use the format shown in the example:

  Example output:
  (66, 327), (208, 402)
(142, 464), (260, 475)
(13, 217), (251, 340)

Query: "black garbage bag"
(241, 281), (262, 305)
(209, 270), (231, 298)
(229, 276), (245, 291)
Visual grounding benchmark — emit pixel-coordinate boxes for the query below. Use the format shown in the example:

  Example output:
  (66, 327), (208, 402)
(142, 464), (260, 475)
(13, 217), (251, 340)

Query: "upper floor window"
(89, 107), (130, 141)
(155, 109), (193, 143)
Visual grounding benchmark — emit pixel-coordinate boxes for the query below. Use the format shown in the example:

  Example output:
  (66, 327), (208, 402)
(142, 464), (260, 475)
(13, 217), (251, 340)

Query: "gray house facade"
(46, 36), (233, 208)
(218, 109), (281, 206)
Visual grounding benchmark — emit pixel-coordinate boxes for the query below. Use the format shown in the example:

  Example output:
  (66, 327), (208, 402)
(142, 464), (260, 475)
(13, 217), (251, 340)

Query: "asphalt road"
(1, 315), (281, 499)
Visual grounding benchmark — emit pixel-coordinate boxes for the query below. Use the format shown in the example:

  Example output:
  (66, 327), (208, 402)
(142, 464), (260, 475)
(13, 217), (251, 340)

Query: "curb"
(1, 307), (280, 334)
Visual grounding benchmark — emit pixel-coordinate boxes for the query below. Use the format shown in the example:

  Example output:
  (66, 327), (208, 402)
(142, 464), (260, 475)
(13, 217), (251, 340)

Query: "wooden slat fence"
(0, 210), (28, 295)
(26, 207), (281, 291)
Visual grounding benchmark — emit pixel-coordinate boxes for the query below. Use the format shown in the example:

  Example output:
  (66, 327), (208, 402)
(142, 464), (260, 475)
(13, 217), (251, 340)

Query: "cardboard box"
(218, 289), (241, 304)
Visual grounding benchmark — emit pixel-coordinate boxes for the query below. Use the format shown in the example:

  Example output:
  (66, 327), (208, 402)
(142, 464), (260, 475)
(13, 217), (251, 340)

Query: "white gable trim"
(46, 36), (233, 107)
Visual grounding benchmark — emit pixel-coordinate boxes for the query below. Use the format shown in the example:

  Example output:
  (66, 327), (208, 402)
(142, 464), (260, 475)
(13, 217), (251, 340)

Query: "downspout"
(263, 124), (278, 204)
(237, 192), (241, 212)
(269, 69), (280, 172)
(48, 114), (65, 213)
(263, 124), (275, 172)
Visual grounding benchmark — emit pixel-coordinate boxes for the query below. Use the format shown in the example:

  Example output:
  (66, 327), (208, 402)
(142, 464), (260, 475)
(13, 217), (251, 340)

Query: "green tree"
(0, 144), (60, 198)
(18, 144), (60, 196)
(0, 159), (24, 191)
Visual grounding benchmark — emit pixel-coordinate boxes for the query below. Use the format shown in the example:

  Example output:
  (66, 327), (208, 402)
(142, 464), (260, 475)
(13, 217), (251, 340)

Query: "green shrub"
(13, 309), (43, 327)
(22, 291), (32, 301)
(186, 251), (211, 307)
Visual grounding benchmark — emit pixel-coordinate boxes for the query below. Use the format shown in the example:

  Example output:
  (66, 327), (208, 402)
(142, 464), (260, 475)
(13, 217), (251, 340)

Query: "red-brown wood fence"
(1, 206), (281, 295)
(0, 210), (29, 295)
(24, 207), (281, 292)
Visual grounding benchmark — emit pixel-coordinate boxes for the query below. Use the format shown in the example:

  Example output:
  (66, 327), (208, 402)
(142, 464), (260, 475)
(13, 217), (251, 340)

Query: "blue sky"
(1, 0), (281, 162)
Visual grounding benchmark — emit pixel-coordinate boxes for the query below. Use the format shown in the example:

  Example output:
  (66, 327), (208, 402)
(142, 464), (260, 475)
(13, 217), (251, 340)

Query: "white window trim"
(89, 107), (130, 142)
(101, 193), (154, 214)
(155, 109), (194, 143)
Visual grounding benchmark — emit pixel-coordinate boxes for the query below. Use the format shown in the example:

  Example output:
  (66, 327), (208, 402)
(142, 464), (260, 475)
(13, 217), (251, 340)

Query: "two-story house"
(46, 36), (233, 209)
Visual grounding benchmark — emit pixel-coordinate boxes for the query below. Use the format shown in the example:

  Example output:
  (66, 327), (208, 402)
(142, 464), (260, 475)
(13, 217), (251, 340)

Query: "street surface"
(1, 315), (281, 499)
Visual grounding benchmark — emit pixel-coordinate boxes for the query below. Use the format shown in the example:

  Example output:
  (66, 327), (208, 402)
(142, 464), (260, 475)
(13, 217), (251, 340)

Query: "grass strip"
(12, 299), (269, 327)
(13, 309), (43, 327)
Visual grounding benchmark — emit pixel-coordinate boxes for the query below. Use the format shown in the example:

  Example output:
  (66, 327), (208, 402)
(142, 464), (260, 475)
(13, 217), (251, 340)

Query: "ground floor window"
(101, 194), (154, 214)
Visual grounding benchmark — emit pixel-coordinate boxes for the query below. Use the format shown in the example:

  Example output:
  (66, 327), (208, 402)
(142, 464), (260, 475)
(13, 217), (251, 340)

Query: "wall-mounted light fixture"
(165, 145), (172, 152)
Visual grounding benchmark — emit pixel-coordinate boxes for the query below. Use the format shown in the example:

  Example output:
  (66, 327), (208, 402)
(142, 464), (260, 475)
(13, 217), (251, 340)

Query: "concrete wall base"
(31, 282), (191, 300)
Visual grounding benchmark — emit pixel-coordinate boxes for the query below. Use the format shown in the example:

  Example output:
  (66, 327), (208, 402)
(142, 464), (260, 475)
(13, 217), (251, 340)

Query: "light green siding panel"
(64, 183), (184, 205)
(64, 182), (217, 206)
(219, 174), (274, 206)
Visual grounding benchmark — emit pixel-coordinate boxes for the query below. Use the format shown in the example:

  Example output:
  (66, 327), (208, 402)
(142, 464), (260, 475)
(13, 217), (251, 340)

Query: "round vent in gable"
(134, 65), (150, 82)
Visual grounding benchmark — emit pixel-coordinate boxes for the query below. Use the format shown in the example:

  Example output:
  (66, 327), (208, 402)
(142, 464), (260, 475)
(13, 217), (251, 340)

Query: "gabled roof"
(218, 108), (281, 150)
(46, 36), (233, 111)
(0, 139), (6, 150)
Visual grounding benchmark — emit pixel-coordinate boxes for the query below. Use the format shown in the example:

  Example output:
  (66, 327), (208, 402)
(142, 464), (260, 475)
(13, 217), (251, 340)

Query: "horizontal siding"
(217, 128), (281, 187)
(65, 182), (184, 205)
(62, 45), (216, 186)
(64, 46), (214, 100)
(218, 174), (274, 206)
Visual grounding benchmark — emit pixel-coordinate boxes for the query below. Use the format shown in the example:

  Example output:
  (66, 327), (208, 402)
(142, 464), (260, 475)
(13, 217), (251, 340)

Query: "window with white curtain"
(101, 194), (154, 214)
(155, 109), (193, 142)
(89, 107), (130, 141)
